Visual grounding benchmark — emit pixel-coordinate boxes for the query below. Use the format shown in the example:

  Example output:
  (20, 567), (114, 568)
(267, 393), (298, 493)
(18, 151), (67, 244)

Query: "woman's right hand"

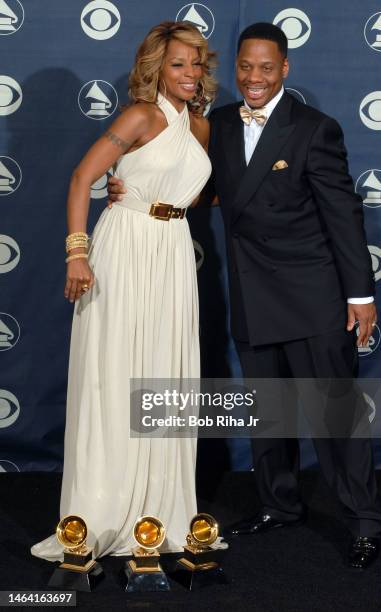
(64, 259), (95, 303)
(107, 176), (127, 208)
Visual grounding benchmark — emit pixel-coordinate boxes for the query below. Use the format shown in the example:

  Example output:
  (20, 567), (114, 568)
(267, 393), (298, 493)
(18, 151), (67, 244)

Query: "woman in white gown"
(31, 21), (216, 561)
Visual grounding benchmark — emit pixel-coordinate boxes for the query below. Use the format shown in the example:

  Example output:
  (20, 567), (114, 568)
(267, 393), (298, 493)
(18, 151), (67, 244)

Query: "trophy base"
(182, 545), (220, 566)
(173, 559), (228, 590)
(124, 559), (170, 592)
(48, 560), (104, 592)
(86, 110), (109, 117)
(63, 548), (93, 568)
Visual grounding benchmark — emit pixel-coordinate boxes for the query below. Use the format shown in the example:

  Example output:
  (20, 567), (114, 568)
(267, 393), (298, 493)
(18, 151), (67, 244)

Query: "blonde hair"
(128, 21), (217, 115)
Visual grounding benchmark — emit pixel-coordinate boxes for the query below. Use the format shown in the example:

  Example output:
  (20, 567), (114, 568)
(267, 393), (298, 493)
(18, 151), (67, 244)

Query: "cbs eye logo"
(81, 0), (121, 40)
(356, 321), (380, 357)
(0, 0), (24, 36)
(359, 92), (381, 130)
(193, 240), (204, 271)
(0, 234), (20, 273)
(0, 390), (20, 428)
(368, 245), (381, 282)
(176, 3), (215, 40)
(273, 8), (311, 49)
(0, 76), (22, 116)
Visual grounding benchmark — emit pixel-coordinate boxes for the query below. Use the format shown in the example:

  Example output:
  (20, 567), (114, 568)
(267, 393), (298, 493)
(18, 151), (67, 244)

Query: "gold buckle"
(149, 202), (173, 221)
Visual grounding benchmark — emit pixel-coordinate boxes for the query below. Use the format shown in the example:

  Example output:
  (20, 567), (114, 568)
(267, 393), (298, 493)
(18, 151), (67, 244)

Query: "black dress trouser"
(235, 329), (381, 537)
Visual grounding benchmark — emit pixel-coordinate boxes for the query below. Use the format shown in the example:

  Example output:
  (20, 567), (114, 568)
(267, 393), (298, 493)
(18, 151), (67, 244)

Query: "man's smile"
(244, 85), (267, 101)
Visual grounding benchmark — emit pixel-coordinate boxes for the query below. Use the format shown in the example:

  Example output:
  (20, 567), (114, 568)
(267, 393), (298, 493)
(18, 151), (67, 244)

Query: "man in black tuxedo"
(107, 22), (380, 568)
(205, 22), (380, 569)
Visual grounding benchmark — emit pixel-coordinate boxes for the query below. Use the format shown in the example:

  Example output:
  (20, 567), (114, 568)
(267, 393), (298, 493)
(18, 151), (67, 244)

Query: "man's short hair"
(237, 23), (288, 57)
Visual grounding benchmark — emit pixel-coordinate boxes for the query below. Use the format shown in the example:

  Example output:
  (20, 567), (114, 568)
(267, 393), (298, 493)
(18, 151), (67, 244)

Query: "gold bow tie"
(239, 105), (267, 126)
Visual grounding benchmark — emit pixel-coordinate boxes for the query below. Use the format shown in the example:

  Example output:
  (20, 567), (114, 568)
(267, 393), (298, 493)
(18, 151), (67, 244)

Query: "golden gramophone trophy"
(124, 515), (170, 592)
(174, 513), (228, 589)
(48, 515), (104, 591)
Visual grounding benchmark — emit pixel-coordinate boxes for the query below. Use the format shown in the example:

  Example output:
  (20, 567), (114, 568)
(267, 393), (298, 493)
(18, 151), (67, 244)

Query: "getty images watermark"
(130, 378), (381, 439)
(140, 386), (259, 428)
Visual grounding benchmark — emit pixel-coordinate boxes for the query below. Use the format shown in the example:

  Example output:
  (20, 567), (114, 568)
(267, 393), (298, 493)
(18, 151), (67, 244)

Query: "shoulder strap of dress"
(156, 92), (186, 125)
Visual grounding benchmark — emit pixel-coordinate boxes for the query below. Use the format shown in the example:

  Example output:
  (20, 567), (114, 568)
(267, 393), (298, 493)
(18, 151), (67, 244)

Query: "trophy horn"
(133, 515), (166, 551)
(56, 515), (87, 551)
(189, 513), (219, 548)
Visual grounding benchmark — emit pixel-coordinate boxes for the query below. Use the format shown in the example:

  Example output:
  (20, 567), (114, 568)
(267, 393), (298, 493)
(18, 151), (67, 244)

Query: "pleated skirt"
(31, 204), (199, 560)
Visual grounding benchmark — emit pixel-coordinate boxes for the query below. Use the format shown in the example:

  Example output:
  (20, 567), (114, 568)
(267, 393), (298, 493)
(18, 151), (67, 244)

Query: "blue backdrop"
(1, 1), (380, 472)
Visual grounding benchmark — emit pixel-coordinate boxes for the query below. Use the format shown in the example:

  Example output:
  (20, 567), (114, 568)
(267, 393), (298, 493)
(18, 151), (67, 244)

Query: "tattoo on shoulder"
(105, 131), (131, 152)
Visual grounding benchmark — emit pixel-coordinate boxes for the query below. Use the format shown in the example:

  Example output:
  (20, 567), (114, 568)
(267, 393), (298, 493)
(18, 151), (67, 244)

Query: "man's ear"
(282, 58), (289, 80)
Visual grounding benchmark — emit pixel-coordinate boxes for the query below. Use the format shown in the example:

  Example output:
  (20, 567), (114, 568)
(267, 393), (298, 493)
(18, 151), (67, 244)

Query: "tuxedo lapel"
(230, 93), (296, 225)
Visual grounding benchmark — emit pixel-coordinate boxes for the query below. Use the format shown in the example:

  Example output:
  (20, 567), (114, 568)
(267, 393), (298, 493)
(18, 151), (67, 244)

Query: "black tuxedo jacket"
(207, 92), (374, 346)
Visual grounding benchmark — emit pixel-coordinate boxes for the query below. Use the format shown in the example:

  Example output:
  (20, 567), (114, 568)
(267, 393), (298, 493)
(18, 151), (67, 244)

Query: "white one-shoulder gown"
(31, 93), (211, 561)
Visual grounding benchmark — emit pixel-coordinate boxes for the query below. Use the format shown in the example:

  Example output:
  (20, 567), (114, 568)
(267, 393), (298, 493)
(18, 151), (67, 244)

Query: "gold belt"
(149, 202), (186, 221)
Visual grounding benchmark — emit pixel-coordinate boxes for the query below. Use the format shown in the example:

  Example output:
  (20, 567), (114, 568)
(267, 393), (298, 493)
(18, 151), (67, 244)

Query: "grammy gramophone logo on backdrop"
(273, 8), (311, 49)
(364, 12), (381, 52)
(0, 312), (20, 351)
(0, 75), (22, 116)
(368, 245), (381, 283)
(0, 0), (24, 36)
(81, 0), (121, 40)
(0, 156), (22, 196)
(356, 170), (381, 209)
(359, 92), (381, 131)
(78, 80), (118, 120)
(0, 389), (20, 428)
(176, 3), (215, 39)
(91, 166), (114, 199)
(0, 234), (20, 273)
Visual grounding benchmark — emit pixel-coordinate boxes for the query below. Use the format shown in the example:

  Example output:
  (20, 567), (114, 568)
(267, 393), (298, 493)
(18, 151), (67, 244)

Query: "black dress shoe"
(224, 512), (306, 537)
(348, 536), (379, 569)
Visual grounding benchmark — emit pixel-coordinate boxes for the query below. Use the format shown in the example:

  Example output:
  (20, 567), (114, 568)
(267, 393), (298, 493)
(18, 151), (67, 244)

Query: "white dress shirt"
(242, 87), (373, 305)
(243, 86), (284, 164)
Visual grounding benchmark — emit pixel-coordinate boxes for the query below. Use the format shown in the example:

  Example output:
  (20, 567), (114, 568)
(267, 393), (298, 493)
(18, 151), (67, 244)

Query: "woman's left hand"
(64, 259), (95, 303)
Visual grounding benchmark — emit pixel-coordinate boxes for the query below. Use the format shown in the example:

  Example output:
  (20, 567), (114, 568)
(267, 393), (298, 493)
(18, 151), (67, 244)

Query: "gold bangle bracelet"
(66, 232), (88, 247)
(66, 243), (88, 253)
(66, 231), (88, 240)
(66, 236), (88, 243)
(65, 253), (88, 263)
(66, 235), (88, 243)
